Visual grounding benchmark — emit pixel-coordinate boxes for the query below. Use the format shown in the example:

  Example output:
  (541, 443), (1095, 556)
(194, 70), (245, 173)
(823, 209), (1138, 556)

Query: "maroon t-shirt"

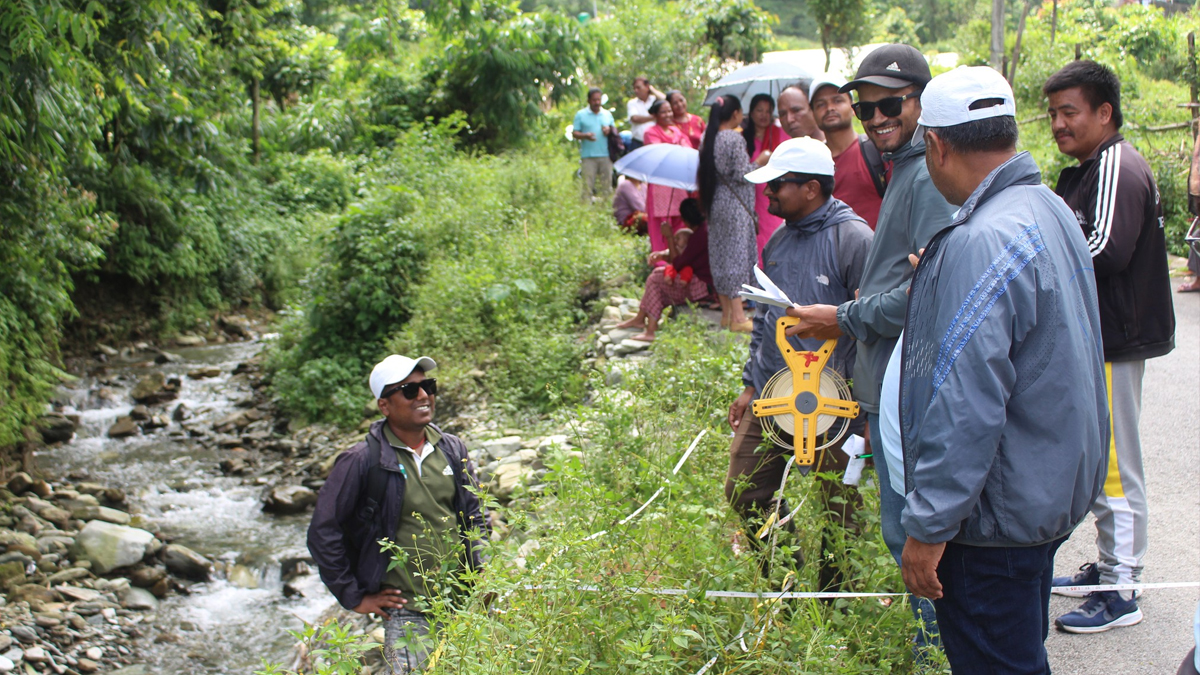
(832, 140), (886, 230)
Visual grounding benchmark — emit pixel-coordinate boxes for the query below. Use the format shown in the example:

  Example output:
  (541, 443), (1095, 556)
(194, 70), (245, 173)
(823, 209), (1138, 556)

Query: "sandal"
(1178, 277), (1200, 293)
(730, 319), (753, 333)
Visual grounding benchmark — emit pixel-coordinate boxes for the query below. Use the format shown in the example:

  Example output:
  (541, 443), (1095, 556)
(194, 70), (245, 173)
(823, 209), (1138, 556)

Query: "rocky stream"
(4, 296), (662, 674)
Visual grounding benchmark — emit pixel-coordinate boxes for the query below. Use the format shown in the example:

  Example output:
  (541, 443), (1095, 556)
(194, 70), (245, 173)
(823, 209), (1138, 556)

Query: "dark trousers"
(934, 537), (1066, 675)
(725, 408), (861, 589)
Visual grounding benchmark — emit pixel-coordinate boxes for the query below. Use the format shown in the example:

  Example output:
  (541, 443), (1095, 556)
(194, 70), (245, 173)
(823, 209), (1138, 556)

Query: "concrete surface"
(1046, 287), (1199, 674)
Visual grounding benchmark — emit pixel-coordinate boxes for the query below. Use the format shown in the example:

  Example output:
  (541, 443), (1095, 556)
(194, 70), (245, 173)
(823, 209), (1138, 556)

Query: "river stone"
(21, 646), (45, 663)
(129, 405), (151, 421)
(187, 367), (222, 379)
(227, 564), (259, 589)
(0, 529), (36, 550)
(72, 505), (130, 526)
(107, 417), (138, 439)
(175, 334), (206, 347)
(55, 585), (99, 602)
(38, 506), (72, 528)
(96, 344), (118, 357)
(129, 565), (167, 588)
(5, 474), (32, 496)
(37, 413), (75, 444)
(130, 372), (179, 405)
(9, 626), (35, 645)
(0, 655), (12, 673)
(160, 544), (212, 580)
(119, 586), (158, 610)
(488, 462), (526, 499)
(263, 485), (317, 515)
(110, 666), (148, 675)
(85, 647), (102, 660)
(614, 338), (652, 356)
(0, 562), (24, 586)
(73, 521), (155, 574)
(220, 315), (253, 338)
(482, 436), (522, 460)
(154, 350), (181, 364)
(76, 657), (98, 673)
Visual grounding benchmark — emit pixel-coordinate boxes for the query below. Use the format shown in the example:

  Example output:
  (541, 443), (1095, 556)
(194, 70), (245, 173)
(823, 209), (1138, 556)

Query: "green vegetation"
(262, 318), (940, 674)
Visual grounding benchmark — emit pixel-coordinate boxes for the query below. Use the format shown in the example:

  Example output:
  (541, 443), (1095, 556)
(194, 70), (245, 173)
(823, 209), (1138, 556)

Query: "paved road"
(1046, 286), (1199, 674)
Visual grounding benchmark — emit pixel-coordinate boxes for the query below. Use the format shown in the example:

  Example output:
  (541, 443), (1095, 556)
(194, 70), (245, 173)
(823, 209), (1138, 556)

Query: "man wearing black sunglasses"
(783, 43), (956, 655)
(309, 354), (487, 673)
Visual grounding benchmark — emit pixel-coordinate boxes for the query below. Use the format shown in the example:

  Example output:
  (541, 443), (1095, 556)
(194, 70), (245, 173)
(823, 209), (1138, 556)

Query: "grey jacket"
(743, 198), (873, 396)
(899, 152), (1108, 547)
(835, 130), (956, 413)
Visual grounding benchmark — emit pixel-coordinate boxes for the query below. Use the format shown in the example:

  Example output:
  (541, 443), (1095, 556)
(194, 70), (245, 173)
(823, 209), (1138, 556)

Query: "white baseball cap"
(744, 137), (836, 184)
(917, 66), (1016, 128)
(808, 73), (847, 103)
(370, 354), (437, 399)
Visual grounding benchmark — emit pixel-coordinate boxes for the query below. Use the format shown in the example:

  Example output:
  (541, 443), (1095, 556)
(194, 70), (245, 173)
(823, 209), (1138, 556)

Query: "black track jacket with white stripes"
(1055, 133), (1175, 362)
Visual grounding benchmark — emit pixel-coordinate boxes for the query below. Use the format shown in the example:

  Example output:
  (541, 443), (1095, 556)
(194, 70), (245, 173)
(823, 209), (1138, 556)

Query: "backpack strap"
(858, 134), (888, 199)
(359, 432), (389, 523)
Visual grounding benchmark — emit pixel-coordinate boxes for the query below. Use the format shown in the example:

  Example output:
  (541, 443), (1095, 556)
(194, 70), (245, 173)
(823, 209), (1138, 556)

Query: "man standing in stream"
(308, 355), (487, 673)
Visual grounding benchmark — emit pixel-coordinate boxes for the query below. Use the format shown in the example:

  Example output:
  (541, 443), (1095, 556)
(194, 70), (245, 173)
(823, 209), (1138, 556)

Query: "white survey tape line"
(672, 429), (707, 475)
(1053, 581), (1200, 594)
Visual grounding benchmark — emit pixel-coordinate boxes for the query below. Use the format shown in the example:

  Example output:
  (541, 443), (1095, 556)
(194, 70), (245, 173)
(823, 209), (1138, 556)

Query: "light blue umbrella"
(613, 144), (699, 191)
(703, 62), (813, 113)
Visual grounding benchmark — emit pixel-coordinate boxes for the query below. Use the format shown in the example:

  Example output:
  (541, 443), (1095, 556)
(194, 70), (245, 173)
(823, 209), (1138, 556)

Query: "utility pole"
(991, 0), (1006, 72)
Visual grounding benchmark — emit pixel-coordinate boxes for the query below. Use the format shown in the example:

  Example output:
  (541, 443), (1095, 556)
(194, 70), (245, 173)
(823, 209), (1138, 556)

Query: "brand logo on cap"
(886, 62), (901, 72)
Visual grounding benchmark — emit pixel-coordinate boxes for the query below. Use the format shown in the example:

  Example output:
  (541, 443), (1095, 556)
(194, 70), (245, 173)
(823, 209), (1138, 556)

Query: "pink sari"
(753, 123), (788, 264)
(673, 114), (706, 150)
(643, 124), (694, 264)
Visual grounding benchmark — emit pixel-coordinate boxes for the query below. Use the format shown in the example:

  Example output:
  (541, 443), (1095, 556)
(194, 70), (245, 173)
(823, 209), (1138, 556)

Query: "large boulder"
(73, 521), (156, 574)
(160, 544), (212, 580)
(37, 413), (76, 444)
(130, 372), (180, 405)
(263, 485), (318, 515)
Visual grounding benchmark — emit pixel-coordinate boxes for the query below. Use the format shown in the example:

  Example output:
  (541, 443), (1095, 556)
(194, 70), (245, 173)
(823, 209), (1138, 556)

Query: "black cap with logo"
(840, 44), (932, 92)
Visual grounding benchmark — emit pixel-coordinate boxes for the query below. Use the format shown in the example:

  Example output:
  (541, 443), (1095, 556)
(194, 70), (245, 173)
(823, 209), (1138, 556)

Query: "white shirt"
(627, 96), (657, 141)
(398, 441), (436, 478)
(879, 331), (906, 496)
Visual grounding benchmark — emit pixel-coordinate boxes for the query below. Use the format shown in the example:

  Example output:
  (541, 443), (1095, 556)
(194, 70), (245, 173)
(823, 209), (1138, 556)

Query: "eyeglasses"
(382, 379), (438, 400)
(766, 177), (813, 192)
(851, 92), (920, 121)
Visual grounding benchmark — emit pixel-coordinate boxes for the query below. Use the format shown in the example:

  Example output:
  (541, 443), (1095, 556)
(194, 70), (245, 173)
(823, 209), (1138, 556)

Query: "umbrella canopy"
(613, 144), (699, 191)
(703, 62), (813, 113)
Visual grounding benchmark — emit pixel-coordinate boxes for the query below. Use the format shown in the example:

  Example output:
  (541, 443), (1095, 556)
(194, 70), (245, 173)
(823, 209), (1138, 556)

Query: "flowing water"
(38, 340), (337, 673)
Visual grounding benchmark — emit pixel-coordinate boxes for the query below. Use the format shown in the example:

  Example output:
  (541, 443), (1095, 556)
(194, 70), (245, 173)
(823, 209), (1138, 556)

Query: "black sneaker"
(1051, 562), (1100, 598)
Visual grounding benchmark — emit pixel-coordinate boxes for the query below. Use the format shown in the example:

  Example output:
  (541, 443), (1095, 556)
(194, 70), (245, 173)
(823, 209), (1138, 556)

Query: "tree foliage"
(808, 0), (869, 69)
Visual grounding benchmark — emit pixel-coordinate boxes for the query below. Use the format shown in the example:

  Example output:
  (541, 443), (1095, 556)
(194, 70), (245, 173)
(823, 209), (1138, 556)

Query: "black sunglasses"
(382, 378), (438, 400)
(766, 177), (814, 192)
(851, 92), (920, 121)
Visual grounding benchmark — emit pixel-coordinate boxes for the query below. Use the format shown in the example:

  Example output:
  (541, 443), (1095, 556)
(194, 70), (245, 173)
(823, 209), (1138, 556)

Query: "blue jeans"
(934, 538), (1065, 675)
(869, 413), (940, 651)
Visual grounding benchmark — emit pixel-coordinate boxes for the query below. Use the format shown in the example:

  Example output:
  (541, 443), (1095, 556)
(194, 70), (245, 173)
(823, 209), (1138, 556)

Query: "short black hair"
(786, 172), (835, 198)
(587, 87), (602, 100)
(666, 89), (683, 103)
(679, 198), (703, 227)
(649, 99), (667, 115)
(930, 115), (1019, 155)
(633, 75), (649, 87)
(1042, 60), (1123, 129)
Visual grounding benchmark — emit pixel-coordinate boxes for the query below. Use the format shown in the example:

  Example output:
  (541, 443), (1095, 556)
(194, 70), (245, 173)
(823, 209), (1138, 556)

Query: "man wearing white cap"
(308, 354), (487, 673)
(897, 66), (1107, 672)
(809, 74), (888, 229)
(725, 137), (873, 590)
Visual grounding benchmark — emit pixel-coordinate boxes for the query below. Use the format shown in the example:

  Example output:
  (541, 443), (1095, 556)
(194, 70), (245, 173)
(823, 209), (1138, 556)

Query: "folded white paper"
(839, 434), (866, 486)
(739, 265), (801, 310)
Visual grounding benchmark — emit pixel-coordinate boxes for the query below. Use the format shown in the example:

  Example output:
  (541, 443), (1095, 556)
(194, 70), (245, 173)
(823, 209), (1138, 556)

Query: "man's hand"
(353, 589), (408, 617)
(901, 537), (946, 600)
(784, 304), (843, 339)
(728, 386), (755, 430)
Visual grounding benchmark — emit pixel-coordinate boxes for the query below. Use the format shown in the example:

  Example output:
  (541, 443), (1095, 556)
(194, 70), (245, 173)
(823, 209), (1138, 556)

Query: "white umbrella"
(613, 144), (699, 192)
(703, 62), (813, 113)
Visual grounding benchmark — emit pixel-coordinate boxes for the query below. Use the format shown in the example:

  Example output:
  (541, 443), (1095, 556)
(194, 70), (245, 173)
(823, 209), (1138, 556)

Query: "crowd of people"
(567, 45), (1185, 675)
(302, 44), (1188, 675)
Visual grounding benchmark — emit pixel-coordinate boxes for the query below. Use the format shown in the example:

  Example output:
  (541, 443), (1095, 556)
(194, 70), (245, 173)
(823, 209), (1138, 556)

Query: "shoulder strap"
(359, 433), (389, 523)
(859, 134), (888, 199)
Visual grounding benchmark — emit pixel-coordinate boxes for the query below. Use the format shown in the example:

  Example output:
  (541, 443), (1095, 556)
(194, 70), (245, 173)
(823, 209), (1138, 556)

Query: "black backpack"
(858, 134), (888, 198)
(358, 433), (391, 524)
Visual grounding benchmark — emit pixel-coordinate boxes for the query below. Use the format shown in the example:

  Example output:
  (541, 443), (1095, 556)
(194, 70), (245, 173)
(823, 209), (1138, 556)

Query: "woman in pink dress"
(667, 90), (706, 149)
(643, 100), (693, 263)
(742, 93), (788, 264)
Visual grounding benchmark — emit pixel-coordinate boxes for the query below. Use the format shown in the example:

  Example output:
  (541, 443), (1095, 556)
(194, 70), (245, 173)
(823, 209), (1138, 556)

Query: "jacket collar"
(370, 419), (444, 469)
(1081, 132), (1124, 165)
(882, 126), (928, 164)
(783, 197), (859, 235)
(945, 151), (1041, 231)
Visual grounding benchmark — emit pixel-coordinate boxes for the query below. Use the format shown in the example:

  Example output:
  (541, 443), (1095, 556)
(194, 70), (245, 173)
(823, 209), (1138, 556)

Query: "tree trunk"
(822, 30), (832, 72)
(1050, 0), (1058, 45)
(251, 78), (261, 165)
(1008, 0), (1034, 83)
(991, 0), (1006, 72)
(383, 0), (398, 56)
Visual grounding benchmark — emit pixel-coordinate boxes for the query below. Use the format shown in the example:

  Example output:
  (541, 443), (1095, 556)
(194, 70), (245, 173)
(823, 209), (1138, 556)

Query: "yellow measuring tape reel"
(751, 316), (860, 470)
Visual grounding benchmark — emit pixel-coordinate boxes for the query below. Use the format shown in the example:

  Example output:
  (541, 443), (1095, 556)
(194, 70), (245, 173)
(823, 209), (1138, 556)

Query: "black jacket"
(307, 420), (488, 610)
(1055, 134), (1175, 362)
